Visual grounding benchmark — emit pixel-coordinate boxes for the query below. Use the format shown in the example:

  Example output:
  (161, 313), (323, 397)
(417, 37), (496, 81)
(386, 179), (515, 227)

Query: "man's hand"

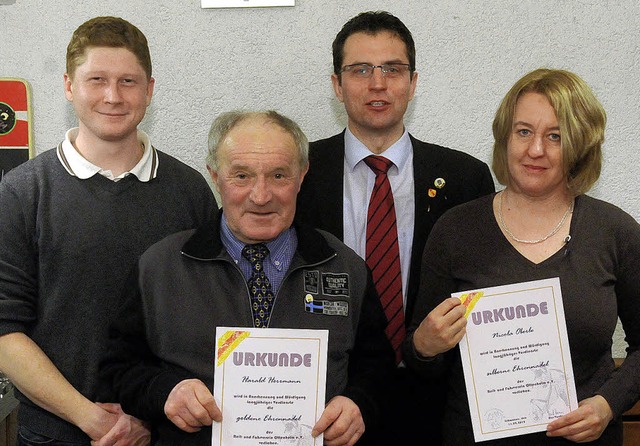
(311, 396), (363, 446)
(412, 296), (466, 358)
(91, 403), (150, 446)
(164, 379), (221, 432)
(546, 395), (613, 443)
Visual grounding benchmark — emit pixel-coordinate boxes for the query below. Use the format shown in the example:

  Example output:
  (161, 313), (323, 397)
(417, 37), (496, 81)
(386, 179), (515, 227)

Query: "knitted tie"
(364, 155), (405, 364)
(241, 243), (274, 328)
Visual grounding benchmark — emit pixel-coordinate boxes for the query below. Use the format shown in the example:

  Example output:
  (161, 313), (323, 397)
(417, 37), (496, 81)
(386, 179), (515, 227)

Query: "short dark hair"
(332, 11), (415, 76)
(66, 16), (152, 80)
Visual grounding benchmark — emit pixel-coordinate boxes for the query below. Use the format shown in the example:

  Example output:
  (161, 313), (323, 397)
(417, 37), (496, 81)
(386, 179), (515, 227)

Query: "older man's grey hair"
(206, 110), (309, 171)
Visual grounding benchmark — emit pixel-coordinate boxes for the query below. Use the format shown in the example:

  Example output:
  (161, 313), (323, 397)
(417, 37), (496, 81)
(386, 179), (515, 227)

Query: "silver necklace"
(498, 191), (573, 244)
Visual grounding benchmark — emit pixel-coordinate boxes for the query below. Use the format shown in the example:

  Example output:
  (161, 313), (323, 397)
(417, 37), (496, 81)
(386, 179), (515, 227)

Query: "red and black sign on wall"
(1, 78), (33, 181)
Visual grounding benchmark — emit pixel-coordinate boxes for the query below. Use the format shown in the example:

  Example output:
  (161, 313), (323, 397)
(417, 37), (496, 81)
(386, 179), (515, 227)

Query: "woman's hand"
(412, 297), (467, 358)
(546, 395), (613, 443)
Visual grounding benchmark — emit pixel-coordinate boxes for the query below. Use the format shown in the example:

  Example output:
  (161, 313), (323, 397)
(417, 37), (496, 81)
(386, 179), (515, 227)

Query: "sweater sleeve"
(594, 210), (640, 417)
(100, 265), (192, 422)
(0, 176), (38, 336)
(403, 214), (458, 379)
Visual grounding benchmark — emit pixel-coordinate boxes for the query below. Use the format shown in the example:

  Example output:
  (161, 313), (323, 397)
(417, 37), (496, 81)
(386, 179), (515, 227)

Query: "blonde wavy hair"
(492, 68), (606, 195)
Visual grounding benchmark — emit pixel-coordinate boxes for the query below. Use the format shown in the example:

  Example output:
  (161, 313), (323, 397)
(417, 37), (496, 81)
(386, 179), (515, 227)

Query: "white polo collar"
(56, 128), (158, 182)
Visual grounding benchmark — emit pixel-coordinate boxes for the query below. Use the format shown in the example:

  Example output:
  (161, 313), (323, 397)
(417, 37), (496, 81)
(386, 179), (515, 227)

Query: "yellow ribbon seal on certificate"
(459, 291), (484, 318)
(216, 330), (250, 366)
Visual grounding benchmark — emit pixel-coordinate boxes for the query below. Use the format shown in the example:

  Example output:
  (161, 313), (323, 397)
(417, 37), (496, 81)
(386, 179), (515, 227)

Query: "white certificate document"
(212, 327), (328, 446)
(455, 277), (578, 442)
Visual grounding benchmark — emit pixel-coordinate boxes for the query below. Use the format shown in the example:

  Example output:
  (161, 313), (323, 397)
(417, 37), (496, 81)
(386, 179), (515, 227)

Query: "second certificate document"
(455, 277), (578, 442)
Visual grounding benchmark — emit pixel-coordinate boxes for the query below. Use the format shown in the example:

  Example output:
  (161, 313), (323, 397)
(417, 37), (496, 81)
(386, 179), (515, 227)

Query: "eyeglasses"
(340, 63), (412, 79)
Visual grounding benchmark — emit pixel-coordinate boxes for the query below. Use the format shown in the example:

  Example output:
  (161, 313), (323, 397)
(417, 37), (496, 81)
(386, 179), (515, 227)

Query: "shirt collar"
(57, 128), (158, 182)
(344, 126), (411, 174)
(219, 212), (296, 271)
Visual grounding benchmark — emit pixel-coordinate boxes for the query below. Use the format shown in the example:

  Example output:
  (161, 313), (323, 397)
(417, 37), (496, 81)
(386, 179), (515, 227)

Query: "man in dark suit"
(296, 10), (495, 445)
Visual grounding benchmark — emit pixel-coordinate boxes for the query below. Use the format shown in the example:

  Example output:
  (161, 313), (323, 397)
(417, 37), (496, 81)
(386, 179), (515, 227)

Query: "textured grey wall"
(3, 1), (639, 356)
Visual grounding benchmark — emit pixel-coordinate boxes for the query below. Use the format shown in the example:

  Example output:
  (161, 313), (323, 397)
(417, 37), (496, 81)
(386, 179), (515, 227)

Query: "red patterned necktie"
(364, 155), (405, 364)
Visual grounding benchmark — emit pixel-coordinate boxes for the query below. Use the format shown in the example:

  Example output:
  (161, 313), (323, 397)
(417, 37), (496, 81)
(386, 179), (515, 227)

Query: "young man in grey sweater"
(0, 16), (216, 445)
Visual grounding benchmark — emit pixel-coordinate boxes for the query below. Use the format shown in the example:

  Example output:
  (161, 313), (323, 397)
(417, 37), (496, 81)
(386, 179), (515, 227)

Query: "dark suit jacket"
(296, 131), (495, 446)
(296, 131), (496, 325)
(295, 131), (495, 444)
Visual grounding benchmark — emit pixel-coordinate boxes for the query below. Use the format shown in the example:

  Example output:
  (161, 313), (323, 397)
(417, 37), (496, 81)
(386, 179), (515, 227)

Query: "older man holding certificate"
(101, 110), (395, 446)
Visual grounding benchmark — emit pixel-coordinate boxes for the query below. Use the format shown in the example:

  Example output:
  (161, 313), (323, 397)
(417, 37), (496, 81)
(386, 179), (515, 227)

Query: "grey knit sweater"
(0, 148), (216, 442)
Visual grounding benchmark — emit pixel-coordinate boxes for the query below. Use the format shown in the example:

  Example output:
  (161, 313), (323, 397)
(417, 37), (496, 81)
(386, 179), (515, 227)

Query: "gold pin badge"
(305, 294), (313, 303)
(428, 188), (437, 198)
(434, 178), (446, 189)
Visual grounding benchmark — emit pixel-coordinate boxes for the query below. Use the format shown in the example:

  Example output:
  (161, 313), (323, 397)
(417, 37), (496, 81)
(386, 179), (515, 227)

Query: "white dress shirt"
(342, 127), (415, 309)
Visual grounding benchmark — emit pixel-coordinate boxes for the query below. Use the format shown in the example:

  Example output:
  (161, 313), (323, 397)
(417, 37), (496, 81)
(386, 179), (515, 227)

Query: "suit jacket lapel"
(411, 134), (442, 240)
(406, 135), (443, 321)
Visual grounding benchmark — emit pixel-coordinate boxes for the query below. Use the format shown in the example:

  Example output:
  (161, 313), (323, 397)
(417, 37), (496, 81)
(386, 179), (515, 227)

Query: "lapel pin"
(434, 178), (446, 189)
(428, 188), (437, 198)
